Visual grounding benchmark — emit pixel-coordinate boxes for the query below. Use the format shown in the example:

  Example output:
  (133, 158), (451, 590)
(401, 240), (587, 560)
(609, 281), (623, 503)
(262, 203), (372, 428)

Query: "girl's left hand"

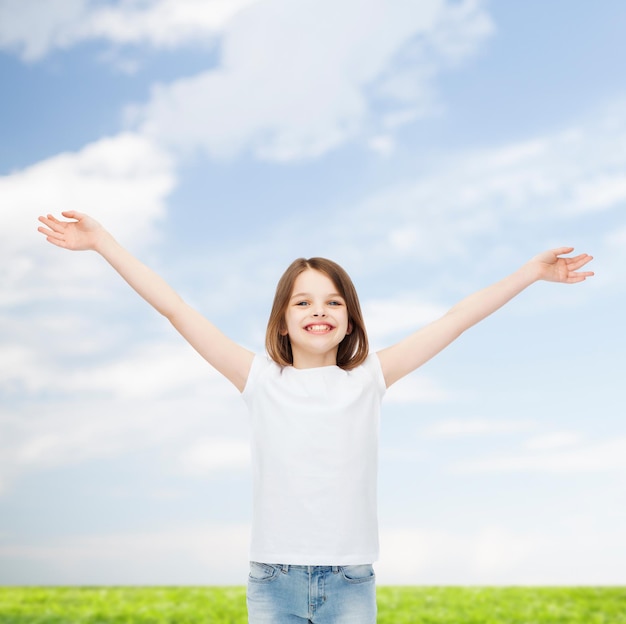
(532, 247), (594, 283)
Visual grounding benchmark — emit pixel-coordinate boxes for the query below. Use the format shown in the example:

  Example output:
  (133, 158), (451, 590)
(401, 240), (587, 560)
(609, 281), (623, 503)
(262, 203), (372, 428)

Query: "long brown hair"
(265, 257), (369, 370)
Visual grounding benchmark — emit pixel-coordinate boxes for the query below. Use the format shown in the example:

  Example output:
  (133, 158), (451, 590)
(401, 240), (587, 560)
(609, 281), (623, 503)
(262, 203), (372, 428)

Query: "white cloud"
(606, 225), (626, 246)
(162, 94), (624, 326)
(0, 132), (180, 464)
(524, 431), (582, 451)
(135, 0), (494, 161)
(179, 436), (250, 476)
(384, 373), (447, 404)
(0, 337), (247, 492)
(0, 0), (85, 61)
(0, 393), (248, 496)
(380, 446), (426, 464)
(0, 329), (237, 406)
(424, 418), (534, 437)
(0, 0), (260, 61)
(364, 294), (447, 342)
(601, 223), (626, 285)
(83, 0), (260, 48)
(378, 526), (541, 584)
(293, 99), (626, 286)
(456, 437), (626, 474)
(0, 132), (175, 306)
(367, 135), (396, 158)
(4, 522), (624, 584)
(5, 394), (231, 472)
(378, 524), (625, 584)
(0, 524), (251, 584)
(570, 173), (626, 212)
(453, 119), (626, 220)
(63, 342), (227, 400)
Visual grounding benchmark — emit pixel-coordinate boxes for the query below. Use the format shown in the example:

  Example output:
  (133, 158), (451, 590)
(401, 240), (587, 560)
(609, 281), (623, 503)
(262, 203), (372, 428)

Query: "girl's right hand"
(37, 211), (106, 251)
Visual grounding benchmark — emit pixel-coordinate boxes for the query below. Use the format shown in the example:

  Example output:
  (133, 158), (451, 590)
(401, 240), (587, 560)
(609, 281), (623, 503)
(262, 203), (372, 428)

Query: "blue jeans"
(247, 562), (377, 624)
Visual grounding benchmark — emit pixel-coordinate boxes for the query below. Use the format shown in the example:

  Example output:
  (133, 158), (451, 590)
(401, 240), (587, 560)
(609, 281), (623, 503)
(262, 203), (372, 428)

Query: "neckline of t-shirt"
(285, 363), (342, 373)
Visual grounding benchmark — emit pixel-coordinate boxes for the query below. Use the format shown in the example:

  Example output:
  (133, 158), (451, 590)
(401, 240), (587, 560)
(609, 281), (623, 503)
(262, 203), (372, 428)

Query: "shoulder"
(352, 352), (386, 395)
(242, 354), (282, 396)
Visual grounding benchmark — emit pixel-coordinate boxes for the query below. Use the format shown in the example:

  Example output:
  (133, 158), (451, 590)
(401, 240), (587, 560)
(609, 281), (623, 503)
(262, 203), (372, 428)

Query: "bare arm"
(38, 211), (254, 392)
(377, 247), (594, 388)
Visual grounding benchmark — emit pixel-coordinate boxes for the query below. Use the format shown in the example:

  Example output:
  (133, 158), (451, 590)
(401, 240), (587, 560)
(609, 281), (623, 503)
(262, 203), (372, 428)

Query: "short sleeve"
(241, 354), (276, 403)
(363, 352), (387, 397)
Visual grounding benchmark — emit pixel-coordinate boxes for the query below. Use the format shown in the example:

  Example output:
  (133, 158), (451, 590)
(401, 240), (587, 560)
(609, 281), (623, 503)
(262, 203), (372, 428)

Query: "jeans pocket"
(248, 561), (281, 583)
(340, 564), (375, 584)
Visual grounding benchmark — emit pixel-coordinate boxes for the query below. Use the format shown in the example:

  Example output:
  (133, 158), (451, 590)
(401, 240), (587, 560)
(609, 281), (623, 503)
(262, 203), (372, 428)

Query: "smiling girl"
(38, 211), (593, 624)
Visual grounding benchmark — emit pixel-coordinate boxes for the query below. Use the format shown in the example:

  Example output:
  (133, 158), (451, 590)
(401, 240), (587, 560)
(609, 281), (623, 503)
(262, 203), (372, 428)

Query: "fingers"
(37, 212), (81, 230)
(61, 210), (82, 221)
(566, 252), (594, 282)
(38, 215), (65, 234)
(37, 214), (69, 247)
(38, 226), (64, 241)
(552, 246), (575, 256)
(44, 213), (64, 224)
(567, 271), (594, 283)
(43, 234), (68, 249)
(36, 222), (68, 247)
(567, 254), (594, 271)
(549, 250), (594, 281)
(553, 249), (594, 269)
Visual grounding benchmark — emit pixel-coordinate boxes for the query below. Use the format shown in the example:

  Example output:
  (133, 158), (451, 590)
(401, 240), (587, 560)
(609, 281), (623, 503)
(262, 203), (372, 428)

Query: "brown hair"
(265, 257), (369, 370)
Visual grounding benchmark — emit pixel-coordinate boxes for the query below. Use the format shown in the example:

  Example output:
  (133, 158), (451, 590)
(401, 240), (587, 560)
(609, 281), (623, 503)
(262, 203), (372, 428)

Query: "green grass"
(377, 587), (626, 623)
(0, 587), (624, 623)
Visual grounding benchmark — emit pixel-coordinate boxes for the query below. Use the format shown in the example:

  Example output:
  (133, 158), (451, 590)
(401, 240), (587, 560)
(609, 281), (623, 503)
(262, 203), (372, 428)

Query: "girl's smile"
(305, 323), (334, 333)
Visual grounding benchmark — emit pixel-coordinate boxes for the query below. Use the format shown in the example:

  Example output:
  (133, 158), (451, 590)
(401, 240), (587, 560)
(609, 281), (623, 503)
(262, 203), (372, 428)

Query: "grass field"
(0, 586), (625, 623)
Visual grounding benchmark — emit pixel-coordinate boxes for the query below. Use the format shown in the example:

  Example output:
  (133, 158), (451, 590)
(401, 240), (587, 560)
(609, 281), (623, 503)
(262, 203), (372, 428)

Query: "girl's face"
(282, 269), (352, 368)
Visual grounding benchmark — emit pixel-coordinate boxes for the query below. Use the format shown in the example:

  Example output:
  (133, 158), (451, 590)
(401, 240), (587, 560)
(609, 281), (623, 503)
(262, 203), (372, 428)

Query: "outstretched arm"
(377, 247), (594, 388)
(38, 211), (254, 392)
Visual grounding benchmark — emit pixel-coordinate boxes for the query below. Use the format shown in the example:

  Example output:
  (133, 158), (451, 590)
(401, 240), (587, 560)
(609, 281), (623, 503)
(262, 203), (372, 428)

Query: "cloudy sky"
(1, 0), (625, 586)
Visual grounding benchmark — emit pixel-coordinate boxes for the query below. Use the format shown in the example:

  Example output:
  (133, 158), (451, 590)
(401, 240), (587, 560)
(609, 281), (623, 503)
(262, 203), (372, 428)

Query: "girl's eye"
(294, 300), (343, 306)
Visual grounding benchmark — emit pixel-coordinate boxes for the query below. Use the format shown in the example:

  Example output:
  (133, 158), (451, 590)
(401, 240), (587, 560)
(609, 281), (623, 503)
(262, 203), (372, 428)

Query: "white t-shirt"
(242, 352), (387, 565)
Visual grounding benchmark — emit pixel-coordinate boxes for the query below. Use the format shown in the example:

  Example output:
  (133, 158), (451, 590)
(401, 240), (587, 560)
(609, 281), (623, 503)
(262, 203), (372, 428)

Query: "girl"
(37, 211), (593, 624)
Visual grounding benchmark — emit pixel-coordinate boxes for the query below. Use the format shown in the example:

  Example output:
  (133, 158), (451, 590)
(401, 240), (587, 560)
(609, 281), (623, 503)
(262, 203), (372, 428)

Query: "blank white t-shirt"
(242, 353), (386, 565)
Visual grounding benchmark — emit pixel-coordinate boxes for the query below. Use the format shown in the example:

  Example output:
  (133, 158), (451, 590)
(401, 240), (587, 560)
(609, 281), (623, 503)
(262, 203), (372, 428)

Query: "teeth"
(307, 325), (332, 331)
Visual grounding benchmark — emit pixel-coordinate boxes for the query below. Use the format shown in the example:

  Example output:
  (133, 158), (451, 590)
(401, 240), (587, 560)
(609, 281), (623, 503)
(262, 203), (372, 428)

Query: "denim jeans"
(247, 562), (377, 624)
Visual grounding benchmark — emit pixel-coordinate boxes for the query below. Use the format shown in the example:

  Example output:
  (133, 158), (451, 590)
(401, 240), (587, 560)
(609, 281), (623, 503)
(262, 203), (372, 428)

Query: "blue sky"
(1, 0), (625, 585)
